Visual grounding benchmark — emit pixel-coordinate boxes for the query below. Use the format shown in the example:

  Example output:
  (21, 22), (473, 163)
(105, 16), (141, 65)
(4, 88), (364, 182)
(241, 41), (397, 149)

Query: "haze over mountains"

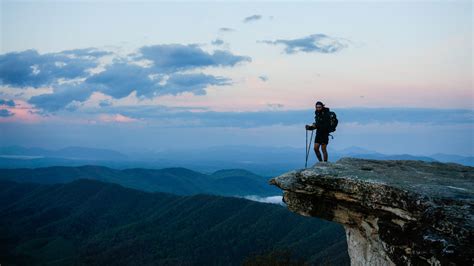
(1, 145), (472, 176)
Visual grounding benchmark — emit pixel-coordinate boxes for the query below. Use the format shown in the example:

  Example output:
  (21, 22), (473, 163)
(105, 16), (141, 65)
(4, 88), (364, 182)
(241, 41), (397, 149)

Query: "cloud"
(243, 14), (262, 23)
(260, 34), (348, 54)
(98, 113), (138, 123)
(0, 99), (15, 107)
(80, 104), (208, 118)
(0, 109), (14, 117)
(83, 107), (474, 128)
(211, 39), (225, 46)
(155, 73), (231, 96)
(0, 44), (251, 112)
(0, 48), (109, 88)
(85, 62), (159, 99)
(28, 83), (94, 112)
(60, 47), (113, 58)
(241, 195), (284, 205)
(266, 103), (284, 110)
(134, 44), (251, 73)
(5, 100), (474, 130)
(85, 62), (232, 98)
(218, 27), (235, 32)
(28, 68), (232, 112)
(99, 99), (113, 107)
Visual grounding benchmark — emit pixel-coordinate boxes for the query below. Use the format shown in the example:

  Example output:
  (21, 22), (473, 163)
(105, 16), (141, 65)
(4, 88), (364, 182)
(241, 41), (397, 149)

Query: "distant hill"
(0, 145), (472, 175)
(347, 153), (437, 162)
(0, 179), (349, 265)
(429, 153), (474, 166)
(0, 145), (128, 161)
(0, 165), (281, 197)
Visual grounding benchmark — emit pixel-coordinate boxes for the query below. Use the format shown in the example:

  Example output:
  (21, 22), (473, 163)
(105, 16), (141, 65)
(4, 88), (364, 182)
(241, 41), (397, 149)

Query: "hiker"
(305, 101), (331, 162)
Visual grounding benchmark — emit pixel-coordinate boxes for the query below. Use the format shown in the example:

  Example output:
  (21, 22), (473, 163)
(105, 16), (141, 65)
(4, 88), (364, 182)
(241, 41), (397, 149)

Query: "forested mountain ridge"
(0, 179), (349, 265)
(0, 165), (280, 196)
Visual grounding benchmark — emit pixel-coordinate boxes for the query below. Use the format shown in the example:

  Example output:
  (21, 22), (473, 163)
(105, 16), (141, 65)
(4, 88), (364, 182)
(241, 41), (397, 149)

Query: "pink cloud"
(0, 99), (46, 123)
(97, 113), (138, 123)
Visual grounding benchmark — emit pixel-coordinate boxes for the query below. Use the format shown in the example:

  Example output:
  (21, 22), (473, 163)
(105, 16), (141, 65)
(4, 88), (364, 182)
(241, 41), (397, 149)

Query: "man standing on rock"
(306, 101), (331, 162)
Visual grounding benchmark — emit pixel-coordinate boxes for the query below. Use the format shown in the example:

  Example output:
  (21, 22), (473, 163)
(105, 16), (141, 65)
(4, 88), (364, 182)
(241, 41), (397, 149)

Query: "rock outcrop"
(269, 157), (473, 265)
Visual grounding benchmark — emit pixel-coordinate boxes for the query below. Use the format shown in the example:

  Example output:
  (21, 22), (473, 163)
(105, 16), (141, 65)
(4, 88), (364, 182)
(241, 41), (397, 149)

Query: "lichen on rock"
(269, 157), (473, 265)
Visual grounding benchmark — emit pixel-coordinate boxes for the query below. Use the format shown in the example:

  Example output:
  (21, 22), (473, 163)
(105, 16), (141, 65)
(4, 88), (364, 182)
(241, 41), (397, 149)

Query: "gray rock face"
(269, 157), (473, 265)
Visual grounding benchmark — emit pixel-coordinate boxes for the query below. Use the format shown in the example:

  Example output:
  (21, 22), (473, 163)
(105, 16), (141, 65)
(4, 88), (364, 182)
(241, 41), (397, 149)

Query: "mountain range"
(1, 145), (472, 175)
(0, 165), (280, 197)
(0, 179), (349, 265)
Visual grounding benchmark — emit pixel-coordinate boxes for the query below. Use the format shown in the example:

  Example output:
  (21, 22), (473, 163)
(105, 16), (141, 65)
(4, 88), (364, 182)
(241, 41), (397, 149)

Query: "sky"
(0, 0), (473, 156)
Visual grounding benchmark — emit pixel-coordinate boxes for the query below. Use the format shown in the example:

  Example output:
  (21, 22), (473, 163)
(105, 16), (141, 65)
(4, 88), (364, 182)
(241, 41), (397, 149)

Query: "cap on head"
(315, 101), (324, 107)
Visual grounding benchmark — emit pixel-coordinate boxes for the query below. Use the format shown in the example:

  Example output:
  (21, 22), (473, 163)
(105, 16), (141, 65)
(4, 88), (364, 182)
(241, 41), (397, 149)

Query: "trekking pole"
(305, 129), (314, 168)
(308, 130), (314, 166)
(304, 129), (308, 168)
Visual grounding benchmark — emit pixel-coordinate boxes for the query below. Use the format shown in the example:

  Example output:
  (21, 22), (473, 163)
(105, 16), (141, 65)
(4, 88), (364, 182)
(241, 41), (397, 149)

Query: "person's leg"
(321, 143), (328, 162)
(314, 142), (322, 162)
(320, 133), (329, 161)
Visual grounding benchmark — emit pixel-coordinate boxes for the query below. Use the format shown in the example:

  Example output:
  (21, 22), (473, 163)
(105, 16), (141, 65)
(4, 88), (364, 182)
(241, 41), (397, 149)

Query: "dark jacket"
(313, 107), (331, 133)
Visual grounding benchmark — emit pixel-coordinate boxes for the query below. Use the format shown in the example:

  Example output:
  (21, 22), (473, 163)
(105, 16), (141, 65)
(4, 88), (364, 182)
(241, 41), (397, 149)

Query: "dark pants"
(315, 130), (329, 144)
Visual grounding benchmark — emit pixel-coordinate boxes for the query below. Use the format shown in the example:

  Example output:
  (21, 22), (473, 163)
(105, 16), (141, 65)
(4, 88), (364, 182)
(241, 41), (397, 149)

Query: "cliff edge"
(269, 157), (473, 265)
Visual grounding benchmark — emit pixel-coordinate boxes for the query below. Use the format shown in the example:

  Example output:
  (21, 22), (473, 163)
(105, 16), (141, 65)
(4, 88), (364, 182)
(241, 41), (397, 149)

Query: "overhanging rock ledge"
(269, 157), (473, 265)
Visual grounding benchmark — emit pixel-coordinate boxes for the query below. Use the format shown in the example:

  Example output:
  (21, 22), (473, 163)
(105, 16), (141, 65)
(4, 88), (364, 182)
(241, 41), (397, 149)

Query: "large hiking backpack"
(328, 111), (338, 133)
(314, 109), (338, 133)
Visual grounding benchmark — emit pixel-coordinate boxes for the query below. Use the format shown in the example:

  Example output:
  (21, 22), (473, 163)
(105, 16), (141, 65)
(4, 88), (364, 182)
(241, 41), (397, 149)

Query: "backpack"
(328, 111), (338, 133)
(314, 108), (338, 133)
